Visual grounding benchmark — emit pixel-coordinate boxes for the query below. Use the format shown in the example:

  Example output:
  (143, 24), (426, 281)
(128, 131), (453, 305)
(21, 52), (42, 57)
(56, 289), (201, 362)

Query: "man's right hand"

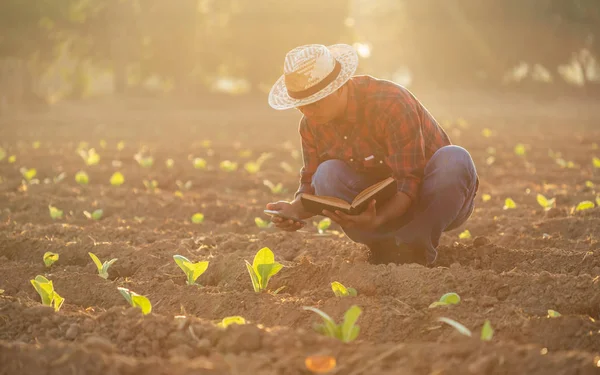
(265, 200), (311, 232)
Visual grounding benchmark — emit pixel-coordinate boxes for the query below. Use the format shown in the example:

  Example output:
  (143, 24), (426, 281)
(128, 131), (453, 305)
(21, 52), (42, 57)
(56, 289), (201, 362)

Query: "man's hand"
(265, 200), (311, 232)
(323, 199), (381, 231)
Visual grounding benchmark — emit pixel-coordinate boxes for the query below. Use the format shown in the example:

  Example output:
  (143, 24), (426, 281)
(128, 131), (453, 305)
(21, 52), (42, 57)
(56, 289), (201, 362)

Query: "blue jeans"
(311, 145), (478, 264)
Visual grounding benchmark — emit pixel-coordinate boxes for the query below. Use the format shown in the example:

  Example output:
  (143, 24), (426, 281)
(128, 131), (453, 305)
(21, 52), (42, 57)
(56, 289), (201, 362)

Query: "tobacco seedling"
(43, 252), (59, 267)
(217, 316), (246, 328)
(547, 309), (561, 318)
(255, 217), (271, 228)
(20, 167), (37, 181)
(79, 148), (100, 166)
(458, 230), (471, 239)
(117, 287), (152, 315)
(585, 181), (595, 188)
(575, 201), (595, 211)
(84, 209), (103, 220)
(117, 141), (125, 151)
(481, 128), (492, 138)
(53, 172), (66, 184)
(220, 160), (238, 172)
(429, 292), (461, 308)
(193, 158), (207, 169)
(303, 305), (362, 343)
(482, 194), (491, 202)
(30, 275), (64, 312)
(176, 180), (193, 191)
(173, 255), (209, 286)
(110, 172), (124, 186)
(244, 152), (272, 174)
(331, 281), (357, 297)
(165, 158), (175, 168)
(48, 205), (63, 220)
(317, 218), (331, 234)
(593, 157), (600, 168)
(32, 141), (41, 149)
(191, 213), (204, 224)
(480, 319), (494, 341)
(514, 144), (526, 156)
(134, 153), (154, 168)
(245, 247), (283, 292)
(503, 198), (516, 210)
(263, 179), (284, 194)
(8, 155), (16, 163)
(437, 317), (494, 341)
(536, 194), (555, 211)
(143, 179), (158, 192)
(89, 252), (118, 279)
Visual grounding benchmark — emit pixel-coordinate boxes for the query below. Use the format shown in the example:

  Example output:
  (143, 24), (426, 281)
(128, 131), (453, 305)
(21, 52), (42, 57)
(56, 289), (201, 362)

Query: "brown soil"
(1, 94), (600, 375)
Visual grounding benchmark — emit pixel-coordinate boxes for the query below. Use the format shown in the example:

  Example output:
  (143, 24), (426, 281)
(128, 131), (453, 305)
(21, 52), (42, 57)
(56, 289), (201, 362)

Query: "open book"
(300, 177), (397, 215)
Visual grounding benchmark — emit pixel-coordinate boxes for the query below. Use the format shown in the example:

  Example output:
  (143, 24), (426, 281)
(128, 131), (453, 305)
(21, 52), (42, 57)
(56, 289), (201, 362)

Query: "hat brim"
(268, 44), (358, 110)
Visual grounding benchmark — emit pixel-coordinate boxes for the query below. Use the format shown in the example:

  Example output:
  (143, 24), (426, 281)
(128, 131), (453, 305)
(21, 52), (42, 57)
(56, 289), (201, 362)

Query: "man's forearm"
(374, 191), (412, 227)
(291, 194), (315, 219)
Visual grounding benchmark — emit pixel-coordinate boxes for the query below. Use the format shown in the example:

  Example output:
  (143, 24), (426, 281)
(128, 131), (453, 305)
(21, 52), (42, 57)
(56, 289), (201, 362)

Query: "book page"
(303, 194), (352, 209)
(353, 178), (393, 205)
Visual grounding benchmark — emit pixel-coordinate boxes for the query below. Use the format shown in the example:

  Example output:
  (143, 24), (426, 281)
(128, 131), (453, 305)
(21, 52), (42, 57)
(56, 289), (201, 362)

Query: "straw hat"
(268, 44), (358, 110)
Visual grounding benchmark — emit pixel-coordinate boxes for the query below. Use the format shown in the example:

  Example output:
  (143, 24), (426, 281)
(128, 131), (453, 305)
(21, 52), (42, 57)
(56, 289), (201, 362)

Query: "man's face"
(296, 88), (343, 125)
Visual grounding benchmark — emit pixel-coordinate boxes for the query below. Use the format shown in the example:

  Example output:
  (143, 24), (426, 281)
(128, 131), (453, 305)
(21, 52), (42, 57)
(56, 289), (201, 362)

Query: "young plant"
(48, 205), (63, 220)
(173, 255), (209, 285)
(503, 198), (516, 210)
(593, 156), (600, 168)
(165, 158), (175, 168)
(547, 309), (561, 318)
(20, 167), (37, 182)
(53, 172), (66, 184)
(220, 160), (238, 172)
(514, 143), (526, 156)
(263, 180), (284, 194)
(176, 180), (193, 191)
(30, 275), (64, 311)
(8, 155), (16, 163)
(134, 153), (154, 168)
(331, 281), (357, 297)
(191, 213), (204, 224)
(481, 194), (491, 202)
(244, 152), (272, 174)
(575, 200), (595, 211)
(117, 141), (125, 151)
(480, 319), (494, 341)
(245, 247), (283, 292)
(143, 179), (158, 192)
(317, 217), (331, 234)
(84, 209), (103, 220)
(43, 252), (59, 267)
(458, 230), (471, 239)
(78, 148), (100, 166)
(437, 317), (494, 341)
(117, 287), (152, 315)
(193, 158), (207, 169)
(536, 194), (556, 211)
(110, 172), (125, 186)
(303, 305), (362, 343)
(216, 316), (246, 328)
(255, 217), (272, 229)
(89, 252), (118, 279)
(429, 292), (461, 308)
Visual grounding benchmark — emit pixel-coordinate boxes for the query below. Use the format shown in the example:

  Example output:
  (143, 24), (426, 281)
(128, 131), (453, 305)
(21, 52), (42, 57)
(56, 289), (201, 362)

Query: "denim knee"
(426, 145), (476, 178)
(312, 159), (350, 196)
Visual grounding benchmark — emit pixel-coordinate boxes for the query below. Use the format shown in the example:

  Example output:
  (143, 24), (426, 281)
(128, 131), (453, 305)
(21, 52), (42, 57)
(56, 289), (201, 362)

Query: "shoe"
(367, 238), (427, 266)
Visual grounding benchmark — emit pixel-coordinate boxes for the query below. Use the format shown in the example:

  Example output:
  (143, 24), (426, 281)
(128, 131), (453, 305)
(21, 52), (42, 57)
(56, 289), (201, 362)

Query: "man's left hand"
(322, 199), (381, 231)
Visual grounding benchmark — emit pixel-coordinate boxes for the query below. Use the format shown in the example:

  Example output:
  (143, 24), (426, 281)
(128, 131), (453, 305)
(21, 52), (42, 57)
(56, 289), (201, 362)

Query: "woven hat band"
(286, 60), (342, 100)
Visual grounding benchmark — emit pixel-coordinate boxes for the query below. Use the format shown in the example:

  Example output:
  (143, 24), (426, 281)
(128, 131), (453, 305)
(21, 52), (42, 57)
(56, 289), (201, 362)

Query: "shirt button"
(350, 158), (354, 162)
(344, 136), (348, 139)
(379, 160), (383, 164)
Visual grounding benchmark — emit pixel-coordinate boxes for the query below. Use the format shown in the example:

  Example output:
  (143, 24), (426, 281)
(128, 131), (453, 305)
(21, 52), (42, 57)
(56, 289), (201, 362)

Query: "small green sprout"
(117, 141), (125, 151)
(220, 160), (238, 172)
(43, 252), (59, 267)
(117, 287), (152, 315)
(429, 292), (461, 308)
(585, 181), (595, 188)
(191, 213), (204, 224)
(255, 217), (271, 228)
(437, 317), (471, 337)
(458, 230), (471, 239)
(79, 148), (100, 166)
(48, 205), (63, 220)
(193, 158), (207, 169)
(88, 252), (117, 279)
(547, 309), (561, 318)
(503, 198), (517, 210)
(482, 193), (491, 202)
(20, 167), (37, 181)
(536, 194), (555, 211)
(173, 255), (209, 286)
(217, 316), (246, 328)
(481, 128), (492, 138)
(134, 153), (154, 168)
(263, 180), (284, 194)
(480, 320), (494, 341)
(280, 161), (294, 173)
(30, 275), (64, 311)
(75, 171), (89, 185)
(84, 209), (103, 220)
(244, 161), (261, 174)
(317, 218), (331, 234)
(245, 247), (283, 293)
(575, 201), (595, 211)
(331, 281), (357, 297)
(8, 155), (16, 163)
(110, 172), (124, 186)
(143, 179), (158, 192)
(0, 147), (5, 161)
(176, 180), (193, 191)
(303, 305), (362, 343)
(593, 157), (600, 168)
(165, 158), (175, 168)
(32, 141), (41, 149)
(53, 172), (66, 184)
(514, 144), (526, 156)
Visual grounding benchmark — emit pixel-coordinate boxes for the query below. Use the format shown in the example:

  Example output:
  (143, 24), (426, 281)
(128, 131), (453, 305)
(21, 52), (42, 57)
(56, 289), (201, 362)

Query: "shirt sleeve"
(294, 119), (319, 199)
(380, 99), (427, 202)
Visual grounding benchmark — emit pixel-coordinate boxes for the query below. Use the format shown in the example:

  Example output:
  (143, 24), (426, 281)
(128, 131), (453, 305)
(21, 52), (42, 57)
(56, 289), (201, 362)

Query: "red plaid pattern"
(295, 75), (452, 201)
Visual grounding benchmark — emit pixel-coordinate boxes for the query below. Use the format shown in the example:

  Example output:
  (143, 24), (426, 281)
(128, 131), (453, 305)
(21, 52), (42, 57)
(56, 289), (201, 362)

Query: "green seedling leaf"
(75, 171), (89, 185)
(503, 198), (516, 210)
(547, 309), (561, 318)
(437, 317), (472, 337)
(173, 255), (209, 285)
(245, 261), (261, 293)
(110, 172), (124, 186)
(575, 201), (595, 211)
(84, 209), (103, 220)
(176, 180), (193, 191)
(52, 292), (65, 312)
(117, 141), (125, 151)
(191, 213), (204, 224)
(246, 247), (283, 292)
(32, 141), (41, 149)
(30, 275), (64, 311)
(429, 292), (461, 308)
(43, 252), (59, 267)
(514, 143), (526, 156)
(480, 320), (494, 341)
(331, 281), (357, 297)
(20, 167), (37, 181)
(8, 155), (16, 163)
(257, 263), (283, 291)
(193, 158), (207, 169)
(166, 158), (175, 168)
(341, 305), (362, 343)
(88, 252), (117, 279)
(255, 217), (271, 228)
(117, 287), (152, 315)
(536, 194), (555, 211)
(220, 160), (238, 172)
(481, 128), (492, 138)
(53, 172), (66, 184)
(79, 148), (100, 166)
(48, 205), (63, 220)
(134, 153), (154, 168)
(317, 217), (331, 234)
(458, 230), (471, 239)
(143, 179), (158, 191)
(244, 161), (260, 174)
(217, 316), (246, 328)
(593, 157), (600, 168)
(482, 194), (491, 202)
(263, 180), (284, 194)
(585, 181), (594, 188)
(303, 306), (339, 339)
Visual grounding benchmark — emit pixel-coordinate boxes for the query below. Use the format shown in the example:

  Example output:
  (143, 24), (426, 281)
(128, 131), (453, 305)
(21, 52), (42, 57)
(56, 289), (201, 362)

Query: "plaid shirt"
(295, 75), (453, 202)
